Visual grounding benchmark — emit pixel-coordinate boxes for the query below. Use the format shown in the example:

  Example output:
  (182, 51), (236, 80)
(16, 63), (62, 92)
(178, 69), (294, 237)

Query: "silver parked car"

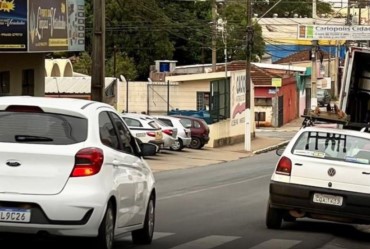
(152, 115), (192, 151)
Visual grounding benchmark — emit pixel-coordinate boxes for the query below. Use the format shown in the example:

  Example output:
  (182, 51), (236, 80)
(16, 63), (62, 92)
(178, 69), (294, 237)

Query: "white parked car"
(122, 113), (177, 151)
(266, 126), (370, 229)
(0, 96), (157, 249)
(121, 113), (164, 151)
(152, 115), (192, 151)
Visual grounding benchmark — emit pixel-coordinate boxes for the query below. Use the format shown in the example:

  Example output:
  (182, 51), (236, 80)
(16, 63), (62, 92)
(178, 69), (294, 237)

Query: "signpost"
(298, 25), (370, 40)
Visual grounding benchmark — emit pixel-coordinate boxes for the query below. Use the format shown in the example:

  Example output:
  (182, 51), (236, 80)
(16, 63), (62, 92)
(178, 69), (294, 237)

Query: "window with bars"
(22, 69), (34, 96)
(210, 79), (230, 123)
(0, 71), (10, 95)
(196, 92), (210, 111)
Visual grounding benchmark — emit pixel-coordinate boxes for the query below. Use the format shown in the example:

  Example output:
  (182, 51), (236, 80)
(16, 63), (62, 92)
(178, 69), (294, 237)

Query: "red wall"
(254, 77), (298, 126)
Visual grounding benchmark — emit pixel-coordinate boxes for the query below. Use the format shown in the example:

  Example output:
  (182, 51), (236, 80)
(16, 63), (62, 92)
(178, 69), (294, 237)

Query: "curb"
(253, 140), (290, 155)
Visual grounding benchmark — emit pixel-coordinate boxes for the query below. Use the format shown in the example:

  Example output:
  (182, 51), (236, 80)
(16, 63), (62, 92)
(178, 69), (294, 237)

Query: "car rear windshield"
(0, 111), (87, 145)
(292, 131), (370, 164)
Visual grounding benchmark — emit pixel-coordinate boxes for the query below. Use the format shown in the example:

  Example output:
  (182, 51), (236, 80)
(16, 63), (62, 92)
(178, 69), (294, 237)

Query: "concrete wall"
(0, 53), (45, 96)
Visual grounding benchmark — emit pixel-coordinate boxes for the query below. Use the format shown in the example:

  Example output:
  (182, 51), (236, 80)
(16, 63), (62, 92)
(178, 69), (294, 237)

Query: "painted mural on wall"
(230, 71), (246, 127)
(0, 0), (27, 51)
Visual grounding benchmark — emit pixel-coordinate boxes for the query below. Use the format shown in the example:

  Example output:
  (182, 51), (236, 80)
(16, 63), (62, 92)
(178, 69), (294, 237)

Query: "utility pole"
(312, 0), (317, 19)
(212, 0), (217, 72)
(311, 40), (318, 109)
(245, 0), (253, 151)
(91, 0), (105, 102)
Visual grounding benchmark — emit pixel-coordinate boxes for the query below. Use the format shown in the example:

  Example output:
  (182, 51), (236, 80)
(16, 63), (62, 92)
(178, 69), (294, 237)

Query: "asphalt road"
(2, 150), (370, 249)
(114, 150), (370, 249)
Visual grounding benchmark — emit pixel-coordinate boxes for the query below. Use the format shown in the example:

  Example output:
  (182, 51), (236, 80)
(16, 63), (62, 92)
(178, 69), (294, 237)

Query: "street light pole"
(212, 0), (217, 72)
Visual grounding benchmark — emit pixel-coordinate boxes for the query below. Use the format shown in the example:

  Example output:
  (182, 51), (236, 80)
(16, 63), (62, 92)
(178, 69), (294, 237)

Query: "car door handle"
(362, 172), (370, 175)
(112, 160), (120, 166)
(294, 163), (303, 166)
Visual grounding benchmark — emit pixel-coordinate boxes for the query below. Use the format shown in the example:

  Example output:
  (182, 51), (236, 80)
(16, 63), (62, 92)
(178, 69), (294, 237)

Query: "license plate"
(313, 193), (343, 206)
(0, 208), (31, 223)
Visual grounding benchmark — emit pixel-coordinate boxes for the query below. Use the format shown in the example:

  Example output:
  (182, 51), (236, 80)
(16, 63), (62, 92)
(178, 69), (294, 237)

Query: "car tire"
(190, 137), (202, 149)
(132, 195), (155, 244)
(170, 139), (183, 151)
(96, 202), (115, 249)
(266, 203), (283, 229)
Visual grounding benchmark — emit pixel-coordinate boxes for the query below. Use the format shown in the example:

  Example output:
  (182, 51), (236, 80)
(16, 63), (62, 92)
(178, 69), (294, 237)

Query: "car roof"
(299, 126), (370, 139)
(170, 115), (204, 122)
(0, 96), (114, 117)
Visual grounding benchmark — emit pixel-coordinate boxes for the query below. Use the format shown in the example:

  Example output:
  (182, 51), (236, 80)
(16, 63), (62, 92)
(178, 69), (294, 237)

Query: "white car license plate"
(0, 208), (31, 223)
(313, 193), (343, 206)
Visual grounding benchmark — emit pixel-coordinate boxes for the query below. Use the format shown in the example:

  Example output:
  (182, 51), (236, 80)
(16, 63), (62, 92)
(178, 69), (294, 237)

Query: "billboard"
(298, 25), (370, 40)
(0, 0), (28, 51)
(0, 0), (84, 52)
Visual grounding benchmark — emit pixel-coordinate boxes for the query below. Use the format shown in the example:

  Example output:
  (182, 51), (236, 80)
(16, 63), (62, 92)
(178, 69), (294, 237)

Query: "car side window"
(159, 118), (172, 127)
(194, 121), (201, 128)
(99, 112), (120, 150)
(110, 113), (134, 155)
(122, 117), (142, 127)
(180, 119), (192, 128)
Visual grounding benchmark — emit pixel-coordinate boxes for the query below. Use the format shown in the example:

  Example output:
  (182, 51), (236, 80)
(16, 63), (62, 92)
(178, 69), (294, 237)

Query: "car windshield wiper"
(15, 135), (54, 142)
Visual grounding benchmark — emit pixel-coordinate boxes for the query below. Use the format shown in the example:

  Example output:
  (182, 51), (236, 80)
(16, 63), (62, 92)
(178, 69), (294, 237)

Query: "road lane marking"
(249, 239), (301, 249)
(169, 235), (240, 249)
(158, 174), (270, 201)
(116, 232), (174, 241)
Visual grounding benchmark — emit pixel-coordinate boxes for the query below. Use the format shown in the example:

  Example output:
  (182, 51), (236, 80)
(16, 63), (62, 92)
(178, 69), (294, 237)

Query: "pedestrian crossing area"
(115, 232), (369, 249)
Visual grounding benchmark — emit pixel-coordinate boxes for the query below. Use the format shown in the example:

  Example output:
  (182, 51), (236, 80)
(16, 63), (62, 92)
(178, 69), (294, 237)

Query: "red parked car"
(171, 115), (210, 149)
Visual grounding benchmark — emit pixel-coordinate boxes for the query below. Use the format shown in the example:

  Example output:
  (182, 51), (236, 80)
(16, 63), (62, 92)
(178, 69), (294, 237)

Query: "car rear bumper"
(180, 137), (192, 146)
(269, 181), (370, 224)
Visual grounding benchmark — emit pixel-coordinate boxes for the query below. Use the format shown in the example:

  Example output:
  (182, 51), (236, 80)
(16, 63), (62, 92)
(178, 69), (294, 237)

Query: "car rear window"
(292, 131), (370, 164)
(0, 112), (87, 145)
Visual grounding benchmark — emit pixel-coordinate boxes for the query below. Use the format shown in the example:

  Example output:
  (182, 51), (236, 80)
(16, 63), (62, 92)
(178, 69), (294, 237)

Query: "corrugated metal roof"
(45, 77), (116, 94)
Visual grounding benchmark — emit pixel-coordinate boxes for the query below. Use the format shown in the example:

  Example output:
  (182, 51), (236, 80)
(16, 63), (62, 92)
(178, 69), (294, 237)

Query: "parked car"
(152, 115), (192, 151)
(317, 89), (331, 107)
(121, 113), (164, 152)
(0, 96), (157, 249)
(171, 115), (210, 149)
(266, 126), (370, 229)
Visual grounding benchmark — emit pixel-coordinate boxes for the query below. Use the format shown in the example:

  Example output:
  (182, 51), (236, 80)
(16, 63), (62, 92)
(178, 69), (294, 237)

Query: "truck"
(339, 47), (370, 130)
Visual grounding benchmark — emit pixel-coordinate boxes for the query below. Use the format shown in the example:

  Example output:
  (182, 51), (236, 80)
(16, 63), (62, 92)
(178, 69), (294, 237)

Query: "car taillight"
(275, 156), (292, 176)
(71, 148), (104, 177)
(147, 132), (156, 137)
(163, 129), (173, 136)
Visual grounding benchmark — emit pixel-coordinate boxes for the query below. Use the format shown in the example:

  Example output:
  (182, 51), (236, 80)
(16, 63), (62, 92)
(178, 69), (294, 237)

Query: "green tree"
(73, 51), (92, 75)
(105, 52), (138, 80)
(253, 0), (333, 18)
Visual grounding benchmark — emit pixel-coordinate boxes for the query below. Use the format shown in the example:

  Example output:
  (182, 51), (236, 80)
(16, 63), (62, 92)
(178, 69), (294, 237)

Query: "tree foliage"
(69, 0), (333, 80)
(253, 0), (333, 18)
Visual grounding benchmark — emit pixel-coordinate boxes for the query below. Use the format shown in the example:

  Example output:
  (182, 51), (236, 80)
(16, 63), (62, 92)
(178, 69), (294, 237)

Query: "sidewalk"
(147, 117), (303, 173)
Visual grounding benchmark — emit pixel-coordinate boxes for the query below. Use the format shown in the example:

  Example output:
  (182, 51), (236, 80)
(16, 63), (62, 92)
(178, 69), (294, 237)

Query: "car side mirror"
(140, 143), (158, 157)
(276, 146), (286, 156)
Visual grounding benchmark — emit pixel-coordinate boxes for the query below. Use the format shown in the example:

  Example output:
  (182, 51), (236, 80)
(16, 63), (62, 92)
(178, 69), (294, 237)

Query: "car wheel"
(190, 137), (202, 149)
(132, 195), (155, 244)
(96, 202), (115, 249)
(170, 139), (183, 151)
(266, 203), (283, 229)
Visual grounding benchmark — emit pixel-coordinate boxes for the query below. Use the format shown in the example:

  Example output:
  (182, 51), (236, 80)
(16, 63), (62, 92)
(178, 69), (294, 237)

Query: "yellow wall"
(0, 53), (45, 96)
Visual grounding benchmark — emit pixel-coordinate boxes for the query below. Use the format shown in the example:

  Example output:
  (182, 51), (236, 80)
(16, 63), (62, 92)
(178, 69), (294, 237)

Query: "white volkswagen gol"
(267, 126), (370, 229)
(0, 96), (157, 249)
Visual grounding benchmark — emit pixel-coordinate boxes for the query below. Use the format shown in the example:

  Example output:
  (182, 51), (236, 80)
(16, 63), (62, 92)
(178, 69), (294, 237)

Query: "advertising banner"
(29, 0), (68, 51)
(0, 0), (27, 51)
(298, 25), (370, 40)
(67, 0), (84, 51)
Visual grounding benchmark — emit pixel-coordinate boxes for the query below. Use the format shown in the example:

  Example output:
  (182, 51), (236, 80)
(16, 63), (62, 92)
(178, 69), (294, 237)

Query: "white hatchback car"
(0, 96), (157, 249)
(152, 115), (192, 151)
(267, 126), (370, 229)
